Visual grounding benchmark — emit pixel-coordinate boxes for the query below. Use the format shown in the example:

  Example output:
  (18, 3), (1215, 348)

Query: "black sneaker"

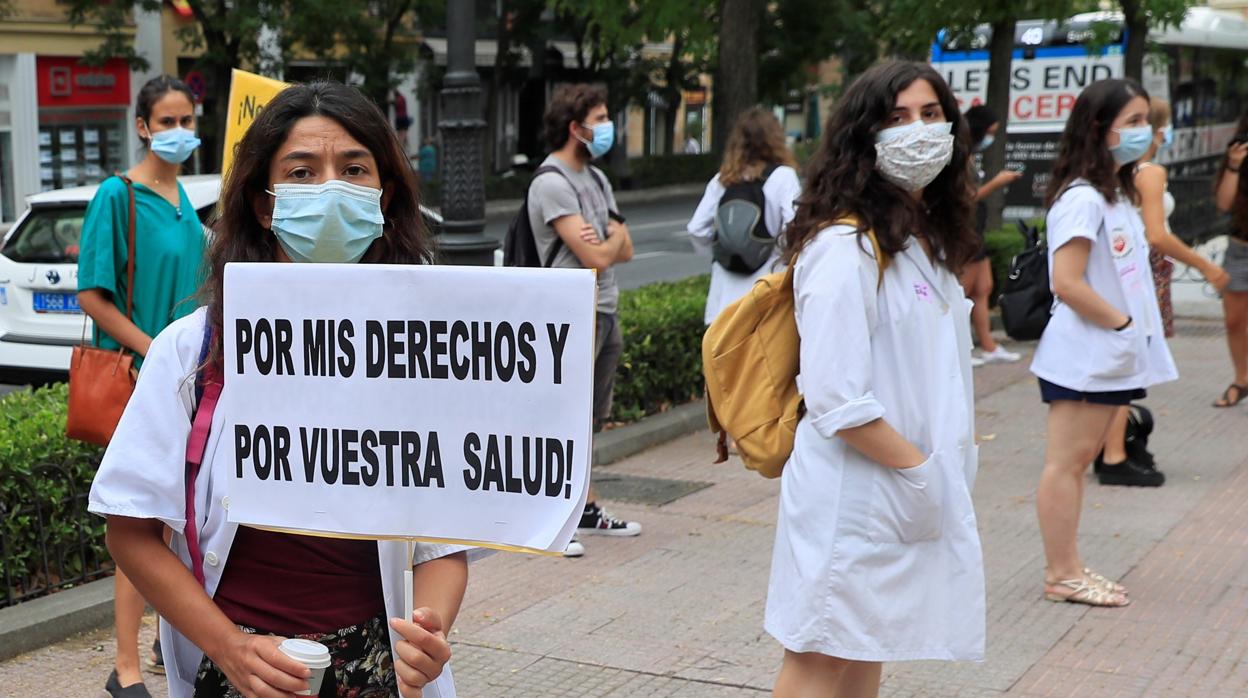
(578, 502), (642, 536)
(1125, 439), (1156, 469)
(1097, 458), (1165, 487)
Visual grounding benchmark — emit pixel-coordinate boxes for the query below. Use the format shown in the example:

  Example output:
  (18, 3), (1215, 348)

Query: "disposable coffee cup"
(279, 638), (332, 695)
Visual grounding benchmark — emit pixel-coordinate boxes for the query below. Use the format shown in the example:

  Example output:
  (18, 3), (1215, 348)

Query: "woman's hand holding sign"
(217, 632), (310, 697)
(391, 608), (453, 697)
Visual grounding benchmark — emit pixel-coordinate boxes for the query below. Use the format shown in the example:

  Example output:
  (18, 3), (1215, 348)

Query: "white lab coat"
(687, 167), (802, 324)
(764, 225), (985, 662)
(88, 308), (466, 698)
(1031, 182), (1178, 391)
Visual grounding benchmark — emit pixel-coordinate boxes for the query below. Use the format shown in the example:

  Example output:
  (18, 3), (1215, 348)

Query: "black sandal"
(1213, 383), (1248, 408)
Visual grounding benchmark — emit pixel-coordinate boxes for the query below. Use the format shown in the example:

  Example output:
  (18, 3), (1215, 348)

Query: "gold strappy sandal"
(1044, 575), (1130, 607)
(1083, 567), (1127, 595)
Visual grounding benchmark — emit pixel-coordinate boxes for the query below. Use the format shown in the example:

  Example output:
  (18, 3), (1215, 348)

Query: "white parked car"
(0, 174), (442, 383)
(0, 175), (220, 383)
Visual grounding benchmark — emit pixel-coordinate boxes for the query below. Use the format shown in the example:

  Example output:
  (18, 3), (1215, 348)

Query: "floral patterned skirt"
(1150, 249), (1175, 339)
(194, 612), (396, 697)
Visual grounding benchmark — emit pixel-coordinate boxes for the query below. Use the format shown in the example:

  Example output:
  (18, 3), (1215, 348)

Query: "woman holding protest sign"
(76, 74), (206, 698)
(767, 61), (985, 696)
(89, 81), (467, 698)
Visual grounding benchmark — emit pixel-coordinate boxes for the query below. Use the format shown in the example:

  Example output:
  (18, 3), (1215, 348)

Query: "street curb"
(482, 182), (707, 221)
(0, 400), (710, 661)
(593, 400), (707, 467)
(0, 577), (114, 662)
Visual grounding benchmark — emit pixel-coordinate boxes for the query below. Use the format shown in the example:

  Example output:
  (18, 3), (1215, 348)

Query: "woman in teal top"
(77, 75), (205, 698)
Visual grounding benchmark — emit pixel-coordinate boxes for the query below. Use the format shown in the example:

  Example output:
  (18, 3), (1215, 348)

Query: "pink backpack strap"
(183, 330), (221, 587)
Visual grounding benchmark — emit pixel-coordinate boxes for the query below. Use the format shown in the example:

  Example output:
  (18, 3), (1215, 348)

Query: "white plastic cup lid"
(279, 638), (332, 669)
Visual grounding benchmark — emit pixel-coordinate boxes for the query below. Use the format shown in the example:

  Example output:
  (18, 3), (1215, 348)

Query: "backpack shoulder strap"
(528, 165), (573, 268)
(183, 323), (220, 587)
(761, 163), (780, 181)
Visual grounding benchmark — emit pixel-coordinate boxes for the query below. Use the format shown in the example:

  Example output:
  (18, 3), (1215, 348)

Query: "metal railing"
(1169, 175), (1232, 246)
(0, 461), (112, 609)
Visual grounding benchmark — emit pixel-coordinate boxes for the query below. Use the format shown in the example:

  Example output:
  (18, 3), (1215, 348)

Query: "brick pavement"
(1, 321), (1245, 697)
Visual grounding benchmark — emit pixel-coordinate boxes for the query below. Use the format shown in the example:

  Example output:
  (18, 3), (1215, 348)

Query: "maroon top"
(213, 527), (385, 634)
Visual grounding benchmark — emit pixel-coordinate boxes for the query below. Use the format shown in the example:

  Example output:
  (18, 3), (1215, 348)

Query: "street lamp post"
(436, 0), (498, 265)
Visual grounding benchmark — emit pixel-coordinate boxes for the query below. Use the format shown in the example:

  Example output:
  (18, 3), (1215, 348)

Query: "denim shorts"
(1225, 236), (1248, 293)
(1038, 378), (1146, 406)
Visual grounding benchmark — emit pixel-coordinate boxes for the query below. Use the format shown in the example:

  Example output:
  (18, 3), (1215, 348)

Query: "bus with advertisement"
(931, 7), (1248, 234)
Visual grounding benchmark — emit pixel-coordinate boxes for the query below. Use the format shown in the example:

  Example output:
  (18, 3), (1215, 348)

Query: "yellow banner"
(222, 69), (290, 178)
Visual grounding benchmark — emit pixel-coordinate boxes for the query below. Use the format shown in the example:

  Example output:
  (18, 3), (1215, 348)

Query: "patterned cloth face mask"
(267, 180), (385, 264)
(874, 121), (955, 192)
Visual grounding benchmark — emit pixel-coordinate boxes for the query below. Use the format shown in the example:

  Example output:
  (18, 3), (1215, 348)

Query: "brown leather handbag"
(66, 174), (139, 446)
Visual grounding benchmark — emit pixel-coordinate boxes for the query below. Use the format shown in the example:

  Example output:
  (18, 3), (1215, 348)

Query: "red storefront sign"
(37, 57), (131, 108)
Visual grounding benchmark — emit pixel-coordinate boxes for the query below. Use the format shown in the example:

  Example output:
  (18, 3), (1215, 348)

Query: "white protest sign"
(219, 263), (596, 554)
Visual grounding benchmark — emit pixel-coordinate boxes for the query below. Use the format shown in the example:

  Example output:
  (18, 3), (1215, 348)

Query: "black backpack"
(998, 219), (1052, 341)
(503, 165), (609, 268)
(712, 165), (780, 274)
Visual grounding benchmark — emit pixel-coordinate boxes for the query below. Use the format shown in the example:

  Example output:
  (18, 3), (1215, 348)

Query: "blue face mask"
(1110, 125), (1154, 165)
(1161, 125), (1174, 149)
(268, 180), (385, 264)
(577, 121), (615, 159)
(147, 126), (201, 164)
(977, 134), (995, 151)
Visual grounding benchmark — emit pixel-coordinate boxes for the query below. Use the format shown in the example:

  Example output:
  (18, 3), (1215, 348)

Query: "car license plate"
(33, 291), (82, 314)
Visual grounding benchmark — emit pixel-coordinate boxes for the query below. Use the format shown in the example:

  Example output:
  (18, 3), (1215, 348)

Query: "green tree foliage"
(281, 0), (444, 107)
(63, 0), (442, 171)
(548, 0), (717, 156)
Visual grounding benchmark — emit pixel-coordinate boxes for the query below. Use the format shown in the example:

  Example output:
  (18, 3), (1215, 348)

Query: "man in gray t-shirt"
(527, 154), (620, 314)
(530, 84), (640, 551)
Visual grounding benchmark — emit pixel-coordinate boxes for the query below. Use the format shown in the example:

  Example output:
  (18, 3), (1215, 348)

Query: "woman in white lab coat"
(687, 106), (801, 324)
(766, 60), (985, 697)
(1031, 79), (1177, 607)
(89, 81), (466, 698)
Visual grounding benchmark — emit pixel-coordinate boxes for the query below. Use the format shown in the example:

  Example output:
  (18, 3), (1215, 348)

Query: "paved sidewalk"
(1, 321), (1244, 696)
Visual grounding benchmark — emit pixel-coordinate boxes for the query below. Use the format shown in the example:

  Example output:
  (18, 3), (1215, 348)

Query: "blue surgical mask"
(576, 121), (615, 158)
(147, 126), (201, 164)
(268, 180), (384, 264)
(1110, 125), (1154, 165)
(977, 134), (995, 151)
(1161, 125), (1174, 149)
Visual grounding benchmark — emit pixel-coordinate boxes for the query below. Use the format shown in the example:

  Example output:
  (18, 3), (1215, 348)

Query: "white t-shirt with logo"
(1030, 181), (1178, 392)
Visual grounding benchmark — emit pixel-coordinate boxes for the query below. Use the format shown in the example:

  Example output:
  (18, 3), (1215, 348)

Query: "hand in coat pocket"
(869, 452), (944, 544)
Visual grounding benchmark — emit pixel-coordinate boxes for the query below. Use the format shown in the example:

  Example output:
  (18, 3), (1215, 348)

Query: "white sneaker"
(970, 355), (986, 368)
(980, 345), (1021, 364)
(563, 535), (585, 557)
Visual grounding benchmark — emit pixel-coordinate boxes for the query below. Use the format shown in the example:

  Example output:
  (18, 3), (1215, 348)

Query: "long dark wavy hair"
(1046, 78), (1149, 208)
(782, 60), (977, 273)
(1217, 109), (1248, 239)
(203, 80), (434, 367)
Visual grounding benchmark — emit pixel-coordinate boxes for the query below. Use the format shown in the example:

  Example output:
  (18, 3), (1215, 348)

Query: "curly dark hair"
(544, 83), (607, 151)
(203, 80), (434, 368)
(1217, 109), (1248, 239)
(1046, 78), (1149, 208)
(782, 60), (977, 273)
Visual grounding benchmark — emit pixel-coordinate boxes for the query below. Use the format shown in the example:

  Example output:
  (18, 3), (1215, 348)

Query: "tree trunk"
(712, 0), (761, 155)
(982, 17), (1016, 233)
(1121, 0), (1146, 83)
(661, 33), (686, 156)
